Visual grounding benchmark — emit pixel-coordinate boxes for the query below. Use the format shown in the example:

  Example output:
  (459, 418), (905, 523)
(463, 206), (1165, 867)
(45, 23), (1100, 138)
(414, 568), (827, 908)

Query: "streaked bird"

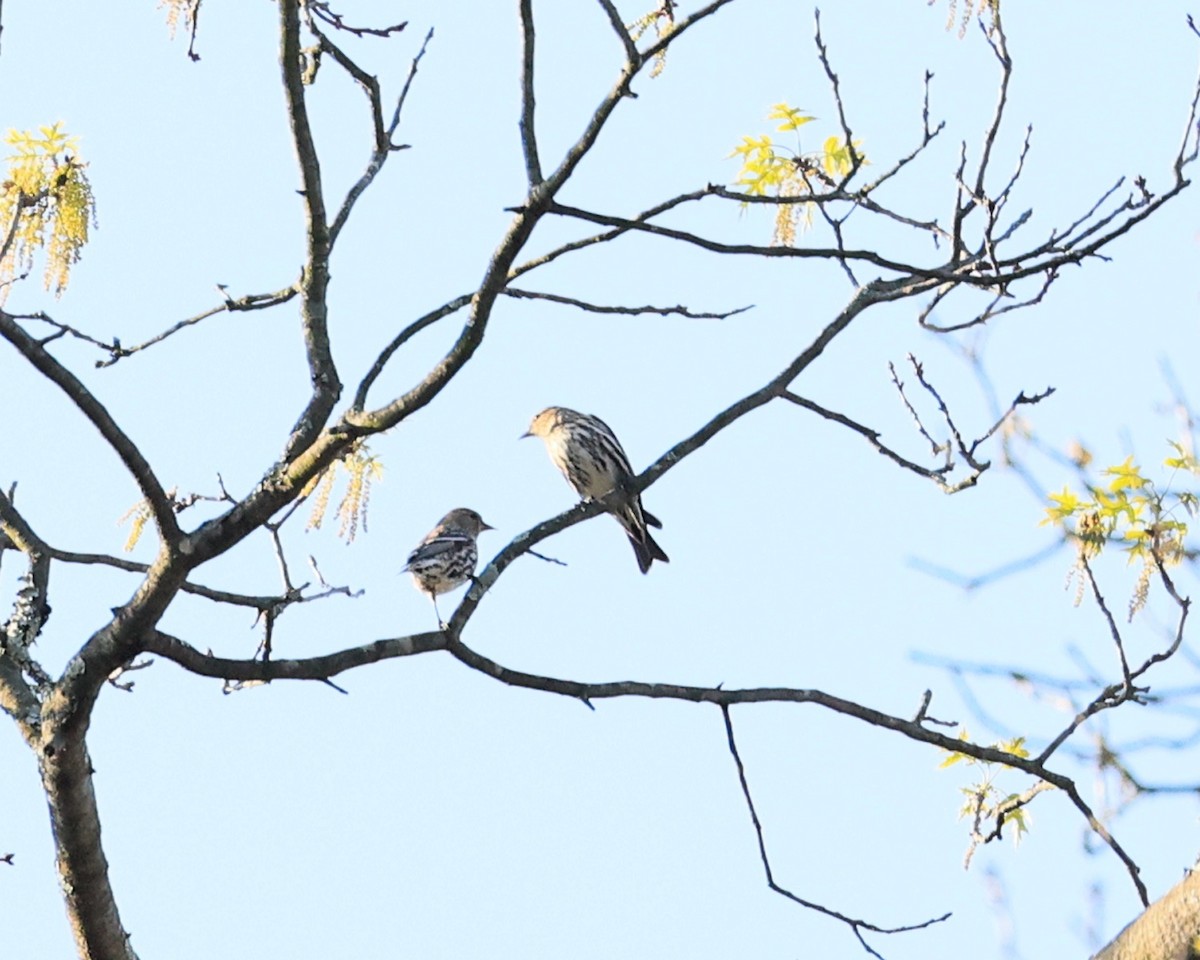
(522, 406), (669, 574)
(403, 507), (494, 628)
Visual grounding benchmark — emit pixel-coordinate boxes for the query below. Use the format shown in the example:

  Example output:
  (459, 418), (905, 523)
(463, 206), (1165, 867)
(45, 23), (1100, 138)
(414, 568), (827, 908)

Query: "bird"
(522, 406), (668, 574)
(403, 508), (494, 628)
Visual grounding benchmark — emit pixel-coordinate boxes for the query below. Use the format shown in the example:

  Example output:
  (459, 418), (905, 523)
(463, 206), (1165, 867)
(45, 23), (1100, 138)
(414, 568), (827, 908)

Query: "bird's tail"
(627, 528), (670, 573)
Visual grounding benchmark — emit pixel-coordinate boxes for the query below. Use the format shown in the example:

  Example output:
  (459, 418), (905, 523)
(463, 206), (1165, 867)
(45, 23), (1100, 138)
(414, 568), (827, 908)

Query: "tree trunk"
(1093, 869), (1200, 960)
(41, 735), (139, 960)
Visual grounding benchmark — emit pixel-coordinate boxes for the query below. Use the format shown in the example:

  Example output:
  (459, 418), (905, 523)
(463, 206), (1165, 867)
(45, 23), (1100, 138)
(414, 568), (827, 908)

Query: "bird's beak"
(519, 430), (532, 440)
(481, 521), (496, 531)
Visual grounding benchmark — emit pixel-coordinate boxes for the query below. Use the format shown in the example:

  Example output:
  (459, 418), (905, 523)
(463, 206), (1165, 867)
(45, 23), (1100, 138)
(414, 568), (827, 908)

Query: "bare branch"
(384, 27), (432, 140)
(100, 286), (295, 366)
(978, 781), (1055, 847)
(0, 311), (181, 545)
(510, 189), (708, 280)
(0, 490), (45, 730)
(1029, 555), (1189, 782)
(11, 291), (297, 368)
(971, 9), (1012, 210)
(595, 0), (640, 64)
(278, 0), (342, 460)
(0, 488), (52, 650)
(907, 353), (985, 470)
(503, 287), (752, 319)
(780, 390), (961, 489)
(106, 657), (153, 693)
(145, 628), (446, 682)
(549, 200), (936, 275)
(309, 1), (406, 38)
(813, 10), (863, 183)
(720, 705), (951, 958)
(889, 358), (947, 461)
(1080, 554), (1134, 687)
(304, 9), (388, 150)
(640, 0), (736, 62)
(920, 266), (1058, 333)
(141, 528), (1149, 905)
(328, 28), (433, 246)
(1060, 778), (1148, 905)
(350, 293), (473, 412)
(344, 1), (744, 437)
(912, 688), (957, 727)
(518, 0), (543, 185)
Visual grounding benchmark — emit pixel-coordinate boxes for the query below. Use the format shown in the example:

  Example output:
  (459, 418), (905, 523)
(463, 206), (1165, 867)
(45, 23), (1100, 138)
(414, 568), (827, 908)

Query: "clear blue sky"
(2, 1), (1199, 957)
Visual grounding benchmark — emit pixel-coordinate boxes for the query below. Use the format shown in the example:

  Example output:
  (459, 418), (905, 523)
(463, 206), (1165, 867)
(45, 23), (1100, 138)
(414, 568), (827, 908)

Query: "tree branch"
(0, 311), (181, 545)
(720, 704), (950, 958)
(144, 628), (445, 681)
(504, 286), (751, 319)
(518, 0), (543, 185)
(595, 0), (640, 65)
(278, 0), (341, 460)
(344, 1), (741, 436)
(350, 293), (473, 412)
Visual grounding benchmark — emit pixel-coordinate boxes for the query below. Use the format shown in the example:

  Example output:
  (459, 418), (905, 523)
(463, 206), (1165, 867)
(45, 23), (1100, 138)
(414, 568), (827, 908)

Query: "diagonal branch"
(595, 0), (640, 64)
(98, 285), (296, 365)
(309, 1), (406, 38)
(307, 11), (433, 248)
(351, 293), (473, 411)
(344, 0), (741, 437)
(782, 390), (958, 485)
(0, 311), (181, 545)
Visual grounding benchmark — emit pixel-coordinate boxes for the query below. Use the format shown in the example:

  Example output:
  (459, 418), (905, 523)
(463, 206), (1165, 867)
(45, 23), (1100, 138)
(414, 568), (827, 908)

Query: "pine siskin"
(522, 406), (669, 574)
(403, 507), (494, 627)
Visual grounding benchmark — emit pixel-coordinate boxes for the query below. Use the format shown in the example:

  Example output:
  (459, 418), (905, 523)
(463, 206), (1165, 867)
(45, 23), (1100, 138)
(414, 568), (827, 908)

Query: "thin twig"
(504, 287), (751, 319)
(720, 704), (951, 957)
(518, 0), (542, 185)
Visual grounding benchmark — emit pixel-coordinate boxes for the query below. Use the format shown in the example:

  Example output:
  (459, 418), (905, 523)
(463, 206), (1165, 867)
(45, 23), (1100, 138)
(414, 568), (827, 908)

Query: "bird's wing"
(587, 414), (636, 475)
(404, 532), (472, 568)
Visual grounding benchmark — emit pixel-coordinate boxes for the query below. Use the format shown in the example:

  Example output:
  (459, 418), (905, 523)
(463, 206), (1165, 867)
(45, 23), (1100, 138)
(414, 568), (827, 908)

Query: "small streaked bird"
(403, 508), (494, 628)
(522, 406), (669, 574)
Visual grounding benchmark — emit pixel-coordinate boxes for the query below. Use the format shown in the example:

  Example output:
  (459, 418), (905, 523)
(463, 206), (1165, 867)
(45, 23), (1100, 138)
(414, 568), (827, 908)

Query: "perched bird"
(403, 508), (494, 628)
(523, 406), (668, 574)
